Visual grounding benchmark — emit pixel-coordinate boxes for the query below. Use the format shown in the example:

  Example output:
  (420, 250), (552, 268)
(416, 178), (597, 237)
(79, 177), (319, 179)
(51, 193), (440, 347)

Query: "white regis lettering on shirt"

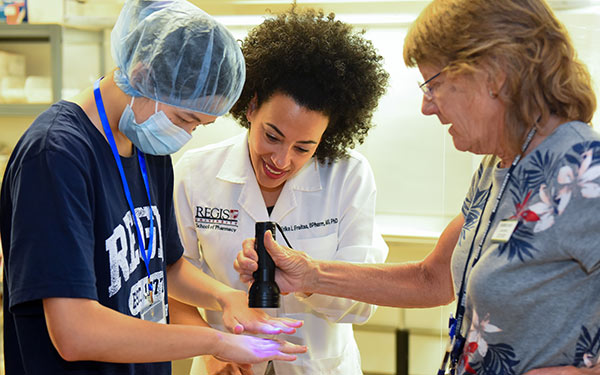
(106, 205), (163, 298)
(129, 271), (165, 316)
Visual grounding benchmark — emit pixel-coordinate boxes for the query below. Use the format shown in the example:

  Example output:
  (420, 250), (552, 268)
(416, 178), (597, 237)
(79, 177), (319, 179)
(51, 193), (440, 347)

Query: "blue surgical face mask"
(118, 97), (192, 155)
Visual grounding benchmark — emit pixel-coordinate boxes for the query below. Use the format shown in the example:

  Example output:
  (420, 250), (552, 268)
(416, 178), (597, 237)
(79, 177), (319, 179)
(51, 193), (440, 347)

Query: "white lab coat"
(173, 133), (388, 375)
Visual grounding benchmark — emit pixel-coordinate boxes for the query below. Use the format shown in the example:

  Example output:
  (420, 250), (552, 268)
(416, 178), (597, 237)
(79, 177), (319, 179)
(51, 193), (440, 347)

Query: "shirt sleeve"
(173, 154), (204, 270)
(161, 156), (185, 265)
(7, 150), (97, 310)
(552, 144), (600, 273)
(461, 157), (493, 218)
(294, 157), (389, 324)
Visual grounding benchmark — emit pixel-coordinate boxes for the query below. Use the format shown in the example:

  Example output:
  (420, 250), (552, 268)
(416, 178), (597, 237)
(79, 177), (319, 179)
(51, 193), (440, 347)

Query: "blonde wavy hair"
(403, 0), (596, 154)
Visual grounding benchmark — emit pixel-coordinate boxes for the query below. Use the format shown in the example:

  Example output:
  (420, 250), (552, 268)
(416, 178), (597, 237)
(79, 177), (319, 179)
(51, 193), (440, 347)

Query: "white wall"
(173, 5), (600, 221)
(3, 4), (600, 221)
(557, 6), (600, 127)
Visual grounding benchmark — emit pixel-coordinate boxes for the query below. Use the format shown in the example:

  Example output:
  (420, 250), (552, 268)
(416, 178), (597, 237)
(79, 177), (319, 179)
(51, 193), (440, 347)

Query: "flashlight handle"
(249, 221), (280, 308)
(253, 221), (277, 282)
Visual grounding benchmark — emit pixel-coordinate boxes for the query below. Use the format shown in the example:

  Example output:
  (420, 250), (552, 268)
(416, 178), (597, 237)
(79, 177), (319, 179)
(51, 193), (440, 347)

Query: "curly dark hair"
(230, 7), (389, 163)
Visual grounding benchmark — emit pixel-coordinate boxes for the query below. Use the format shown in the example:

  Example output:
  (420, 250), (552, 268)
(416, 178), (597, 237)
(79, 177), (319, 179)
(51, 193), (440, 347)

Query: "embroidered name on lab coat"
(280, 217), (339, 232)
(195, 206), (239, 232)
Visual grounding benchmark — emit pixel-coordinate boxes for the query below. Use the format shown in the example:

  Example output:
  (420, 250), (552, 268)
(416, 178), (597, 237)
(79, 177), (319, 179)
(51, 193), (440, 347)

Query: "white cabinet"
(353, 236), (454, 375)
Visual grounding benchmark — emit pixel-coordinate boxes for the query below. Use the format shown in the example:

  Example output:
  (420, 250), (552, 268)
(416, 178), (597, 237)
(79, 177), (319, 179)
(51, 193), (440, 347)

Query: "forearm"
(167, 257), (240, 311)
(168, 296), (209, 326)
(44, 297), (223, 363)
(308, 260), (453, 308)
(296, 242), (386, 322)
(305, 215), (463, 308)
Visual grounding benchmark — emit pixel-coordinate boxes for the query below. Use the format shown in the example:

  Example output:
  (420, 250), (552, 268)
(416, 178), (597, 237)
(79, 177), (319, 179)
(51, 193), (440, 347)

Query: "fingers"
(239, 363), (253, 374)
(236, 315), (303, 335)
(251, 338), (307, 362)
(242, 238), (258, 261)
(232, 324), (244, 335)
(235, 239), (259, 284)
(278, 339), (308, 354)
(233, 256), (255, 284)
(223, 314), (245, 334)
(259, 317), (304, 335)
(240, 320), (288, 335)
(277, 317), (304, 328)
(222, 310), (289, 335)
(218, 334), (307, 365)
(239, 274), (254, 284)
(263, 230), (283, 262)
(269, 339), (308, 361)
(262, 323), (296, 335)
(249, 322), (287, 335)
(205, 356), (251, 375)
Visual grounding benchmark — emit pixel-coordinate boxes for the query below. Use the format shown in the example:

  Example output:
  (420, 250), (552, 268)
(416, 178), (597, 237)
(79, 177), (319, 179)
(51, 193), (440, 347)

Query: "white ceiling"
(63, 0), (600, 29)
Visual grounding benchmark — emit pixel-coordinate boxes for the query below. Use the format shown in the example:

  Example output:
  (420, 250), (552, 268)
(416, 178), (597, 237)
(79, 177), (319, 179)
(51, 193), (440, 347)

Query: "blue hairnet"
(111, 0), (245, 116)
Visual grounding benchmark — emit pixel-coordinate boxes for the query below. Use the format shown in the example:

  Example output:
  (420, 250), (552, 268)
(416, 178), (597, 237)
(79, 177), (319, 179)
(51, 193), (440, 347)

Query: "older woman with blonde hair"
(235, 0), (600, 373)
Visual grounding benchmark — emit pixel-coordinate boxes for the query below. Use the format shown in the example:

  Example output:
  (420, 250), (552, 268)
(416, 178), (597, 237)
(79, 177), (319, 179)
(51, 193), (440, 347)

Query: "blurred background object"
(1, 1), (26, 25)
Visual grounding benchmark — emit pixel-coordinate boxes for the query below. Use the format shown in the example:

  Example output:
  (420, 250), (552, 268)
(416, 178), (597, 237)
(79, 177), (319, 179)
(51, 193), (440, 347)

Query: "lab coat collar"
(216, 132), (323, 222)
(216, 132), (252, 184)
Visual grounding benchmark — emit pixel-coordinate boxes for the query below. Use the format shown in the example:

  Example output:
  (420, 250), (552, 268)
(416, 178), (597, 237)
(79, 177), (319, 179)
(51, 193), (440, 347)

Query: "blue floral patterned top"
(452, 121), (600, 374)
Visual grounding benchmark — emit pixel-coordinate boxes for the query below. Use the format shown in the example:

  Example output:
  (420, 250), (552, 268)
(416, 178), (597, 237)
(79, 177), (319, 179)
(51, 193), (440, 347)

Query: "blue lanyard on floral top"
(93, 78), (156, 303)
(438, 126), (536, 375)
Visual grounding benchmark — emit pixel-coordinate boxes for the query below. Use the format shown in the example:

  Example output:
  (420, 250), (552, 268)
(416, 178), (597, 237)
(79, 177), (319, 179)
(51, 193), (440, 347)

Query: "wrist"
(216, 288), (245, 311)
(303, 258), (321, 294)
(210, 329), (227, 358)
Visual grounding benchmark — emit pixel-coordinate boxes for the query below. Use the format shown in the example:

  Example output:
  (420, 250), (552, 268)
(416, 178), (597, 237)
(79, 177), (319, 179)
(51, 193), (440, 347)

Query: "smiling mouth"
(263, 161), (287, 177)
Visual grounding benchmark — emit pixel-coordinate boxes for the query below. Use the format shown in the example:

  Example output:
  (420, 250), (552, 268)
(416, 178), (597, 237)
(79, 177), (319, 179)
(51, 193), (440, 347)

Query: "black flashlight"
(248, 221), (280, 308)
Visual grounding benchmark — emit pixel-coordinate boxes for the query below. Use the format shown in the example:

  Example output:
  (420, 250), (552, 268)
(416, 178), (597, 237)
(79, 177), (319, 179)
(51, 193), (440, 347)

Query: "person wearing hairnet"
(0, 0), (305, 373)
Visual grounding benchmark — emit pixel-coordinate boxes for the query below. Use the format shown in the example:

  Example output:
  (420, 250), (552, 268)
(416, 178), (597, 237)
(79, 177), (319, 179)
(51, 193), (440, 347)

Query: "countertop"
(375, 214), (454, 244)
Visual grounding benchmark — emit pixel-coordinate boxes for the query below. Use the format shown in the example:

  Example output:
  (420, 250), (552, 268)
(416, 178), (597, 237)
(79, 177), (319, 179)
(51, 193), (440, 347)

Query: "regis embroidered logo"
(194, 206), (239, 232)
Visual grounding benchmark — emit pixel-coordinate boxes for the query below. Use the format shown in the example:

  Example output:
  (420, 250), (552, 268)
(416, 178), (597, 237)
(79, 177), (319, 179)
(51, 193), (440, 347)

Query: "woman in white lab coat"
(170, 7), (390, 375)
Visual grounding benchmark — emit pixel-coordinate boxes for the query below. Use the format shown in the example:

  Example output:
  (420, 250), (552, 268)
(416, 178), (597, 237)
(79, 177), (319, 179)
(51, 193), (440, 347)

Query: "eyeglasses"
(418, 71), (442, 100)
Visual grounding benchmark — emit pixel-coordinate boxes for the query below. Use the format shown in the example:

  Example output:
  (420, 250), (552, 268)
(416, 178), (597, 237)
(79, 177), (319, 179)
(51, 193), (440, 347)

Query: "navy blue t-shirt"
(0, 101), (184, 374)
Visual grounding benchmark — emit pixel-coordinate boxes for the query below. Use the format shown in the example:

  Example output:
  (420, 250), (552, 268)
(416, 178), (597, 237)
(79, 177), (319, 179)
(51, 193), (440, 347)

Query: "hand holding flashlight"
(248, 222), (281, 308)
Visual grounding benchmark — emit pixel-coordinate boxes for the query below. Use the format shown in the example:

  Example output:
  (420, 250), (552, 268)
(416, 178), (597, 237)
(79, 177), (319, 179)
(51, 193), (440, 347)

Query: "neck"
(498, 115), (566, 168)
(260, 186), (283, 207)
(70, 70), (133, 156)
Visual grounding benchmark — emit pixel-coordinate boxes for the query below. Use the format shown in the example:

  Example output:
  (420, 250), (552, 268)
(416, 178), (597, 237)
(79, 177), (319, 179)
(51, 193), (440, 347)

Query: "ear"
(486, 65), (507, 97)
(246, 94), (258, 124)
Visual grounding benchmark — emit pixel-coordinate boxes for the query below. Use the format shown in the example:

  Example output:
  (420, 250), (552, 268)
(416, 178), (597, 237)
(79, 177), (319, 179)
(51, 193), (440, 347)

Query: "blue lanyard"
(440, 127), (536, 374)
(93, 78), (155, 300)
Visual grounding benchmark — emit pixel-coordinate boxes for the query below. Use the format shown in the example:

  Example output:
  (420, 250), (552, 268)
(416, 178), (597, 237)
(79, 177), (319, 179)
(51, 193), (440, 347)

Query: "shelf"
(0, 24), (104, 117)
(0, 103), (50, 116)
(0, 24), (61, 107)
(0, 23), (62, 39)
